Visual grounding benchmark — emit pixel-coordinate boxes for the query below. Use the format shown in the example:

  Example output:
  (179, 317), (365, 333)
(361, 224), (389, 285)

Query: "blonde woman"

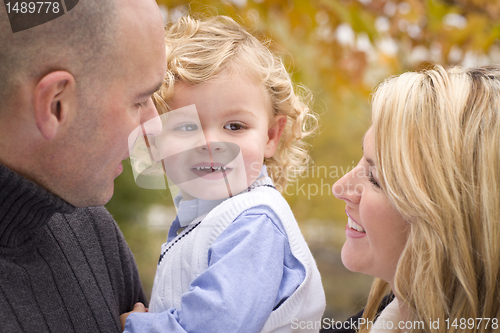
(328, 65), (500, 333)
(121, 15), (325, 332)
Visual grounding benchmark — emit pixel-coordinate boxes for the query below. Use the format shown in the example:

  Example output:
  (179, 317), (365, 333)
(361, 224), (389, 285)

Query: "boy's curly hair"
(154, 15), (318, 191)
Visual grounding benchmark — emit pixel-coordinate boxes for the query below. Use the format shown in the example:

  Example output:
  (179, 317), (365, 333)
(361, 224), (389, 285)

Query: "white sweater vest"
(149, 185), (326, 332)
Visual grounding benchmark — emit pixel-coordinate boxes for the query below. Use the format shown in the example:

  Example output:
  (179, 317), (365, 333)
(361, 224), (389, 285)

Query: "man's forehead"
(110, 2), (166, 94)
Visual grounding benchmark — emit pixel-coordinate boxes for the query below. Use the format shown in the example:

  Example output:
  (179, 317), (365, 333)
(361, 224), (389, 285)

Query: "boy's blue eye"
(224, 123), (245, 131)
(174, 123), (199, 131)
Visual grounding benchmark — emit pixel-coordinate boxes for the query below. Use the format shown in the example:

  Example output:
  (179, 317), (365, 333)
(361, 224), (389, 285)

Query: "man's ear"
(264, 114), (287, 158)
(34, 71), (76, 140)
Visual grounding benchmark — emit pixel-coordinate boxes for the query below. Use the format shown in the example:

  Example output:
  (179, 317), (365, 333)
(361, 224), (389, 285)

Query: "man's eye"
(174, 123), (199, 131)
(224, 123), (245, 131)
(137, 100), (149, 108)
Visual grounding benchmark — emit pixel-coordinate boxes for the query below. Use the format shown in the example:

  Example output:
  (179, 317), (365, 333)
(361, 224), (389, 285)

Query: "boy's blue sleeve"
(124, 206), (305, 333)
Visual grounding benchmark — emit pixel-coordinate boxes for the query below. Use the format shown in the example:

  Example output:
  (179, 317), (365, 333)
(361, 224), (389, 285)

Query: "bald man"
(0, 0), (167, 331)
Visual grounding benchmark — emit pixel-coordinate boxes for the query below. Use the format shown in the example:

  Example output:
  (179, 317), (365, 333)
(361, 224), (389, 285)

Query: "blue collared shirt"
(124, 174), (306, 332)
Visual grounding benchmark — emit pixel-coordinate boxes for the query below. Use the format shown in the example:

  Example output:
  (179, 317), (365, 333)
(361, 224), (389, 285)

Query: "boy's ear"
(264, 114), (287, 158)
(34, 71), (76, 140)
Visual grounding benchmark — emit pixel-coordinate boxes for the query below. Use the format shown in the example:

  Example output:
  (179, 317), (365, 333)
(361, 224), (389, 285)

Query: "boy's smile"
(191, 163), (232, 180)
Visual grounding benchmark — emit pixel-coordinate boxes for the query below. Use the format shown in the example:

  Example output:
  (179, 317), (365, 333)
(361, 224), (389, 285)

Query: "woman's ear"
(33, 71), (76, 140)
(264, 114), (287, 158)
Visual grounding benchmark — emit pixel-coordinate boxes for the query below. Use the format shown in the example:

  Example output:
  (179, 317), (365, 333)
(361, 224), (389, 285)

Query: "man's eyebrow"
(138, 81), (163, 99)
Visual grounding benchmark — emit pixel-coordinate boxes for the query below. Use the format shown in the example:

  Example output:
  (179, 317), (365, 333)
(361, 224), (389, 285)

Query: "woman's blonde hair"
(360, 65), (500, 333)
(153, 15), (318, 191)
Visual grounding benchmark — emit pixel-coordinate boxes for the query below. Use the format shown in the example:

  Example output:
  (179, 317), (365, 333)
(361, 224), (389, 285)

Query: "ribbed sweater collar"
(0, 163), (75, 248)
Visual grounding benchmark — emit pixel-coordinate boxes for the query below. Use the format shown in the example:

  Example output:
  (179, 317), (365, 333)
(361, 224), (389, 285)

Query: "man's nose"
(140, 98), (160, 124)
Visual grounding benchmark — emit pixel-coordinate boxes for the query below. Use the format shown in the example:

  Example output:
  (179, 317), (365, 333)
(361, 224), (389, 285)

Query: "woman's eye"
(368, 170), (380, 188)
(224, 123), (245, 131)
(174, 123), (199, 131)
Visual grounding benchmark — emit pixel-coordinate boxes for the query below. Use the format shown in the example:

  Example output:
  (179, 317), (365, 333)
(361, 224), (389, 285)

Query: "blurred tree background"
(106, 0), (500, 321)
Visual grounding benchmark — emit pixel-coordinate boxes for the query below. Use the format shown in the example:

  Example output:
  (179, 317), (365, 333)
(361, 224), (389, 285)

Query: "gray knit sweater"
(0, 163), (147, 332)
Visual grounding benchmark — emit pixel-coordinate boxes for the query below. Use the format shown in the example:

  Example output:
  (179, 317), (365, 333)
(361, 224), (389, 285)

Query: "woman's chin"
(340, 243), (367, 275)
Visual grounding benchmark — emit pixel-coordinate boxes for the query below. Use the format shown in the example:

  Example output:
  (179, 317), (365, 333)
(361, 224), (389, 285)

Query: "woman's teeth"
(194, 166), (227, 171)
(348, 217), (366, 233)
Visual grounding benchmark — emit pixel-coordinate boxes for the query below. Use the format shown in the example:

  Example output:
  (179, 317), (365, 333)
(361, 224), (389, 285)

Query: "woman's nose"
(332, 167), (362, 204)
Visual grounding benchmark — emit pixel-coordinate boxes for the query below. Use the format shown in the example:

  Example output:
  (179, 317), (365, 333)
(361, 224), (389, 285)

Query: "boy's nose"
(332, 167), (362, 204)
(195, 141), (227, 153)
(206, 141), (227, 151)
